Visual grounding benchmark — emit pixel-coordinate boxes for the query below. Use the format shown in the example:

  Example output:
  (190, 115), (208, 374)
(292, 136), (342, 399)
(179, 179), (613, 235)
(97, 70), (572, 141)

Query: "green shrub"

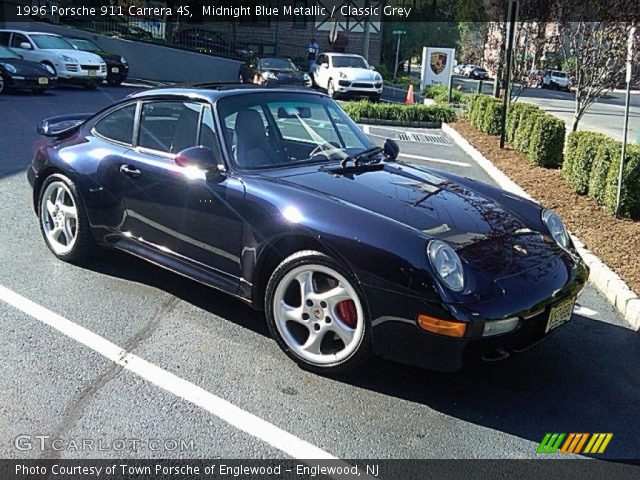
(480, 98), (504, 135)
(422, 84), (465, 103)
(564, 132), (606, 194)
(505, 102), (538, 144)
(604, 144), (640, 219)
(342, 101), (456, 124)
(588, 138), (620, 205)
(513, 110), (543, 154)
(527, 115), (565, 167)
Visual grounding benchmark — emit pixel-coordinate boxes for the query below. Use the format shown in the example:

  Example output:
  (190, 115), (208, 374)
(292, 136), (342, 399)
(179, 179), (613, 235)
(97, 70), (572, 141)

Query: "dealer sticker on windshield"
(546, 296), (576, 333)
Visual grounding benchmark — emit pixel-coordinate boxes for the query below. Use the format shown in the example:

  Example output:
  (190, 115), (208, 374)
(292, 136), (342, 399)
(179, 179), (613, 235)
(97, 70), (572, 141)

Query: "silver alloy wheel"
(40, 181), (79, 255)
(272, 264), (365, 365)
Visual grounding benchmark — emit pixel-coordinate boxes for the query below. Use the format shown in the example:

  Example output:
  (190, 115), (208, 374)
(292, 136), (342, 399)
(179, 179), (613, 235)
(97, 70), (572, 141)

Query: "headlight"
(58, 54), (78, 63)
(375, 73), (382, 81)
(339, 71), (347, 79)
(262, 71), (276, 80)
(0, 63), (17, 74)
(120, 56), (127, 64)
(542, 209), (570, 248)
(427, 240), (465, 292)
(44, 64), (55, 74)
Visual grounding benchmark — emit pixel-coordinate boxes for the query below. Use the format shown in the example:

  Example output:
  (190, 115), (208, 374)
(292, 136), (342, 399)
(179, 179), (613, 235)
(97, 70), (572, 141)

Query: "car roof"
(128, 86), (326, 102)
(0, 30), (59, 36)
(325, 52), (364, 57)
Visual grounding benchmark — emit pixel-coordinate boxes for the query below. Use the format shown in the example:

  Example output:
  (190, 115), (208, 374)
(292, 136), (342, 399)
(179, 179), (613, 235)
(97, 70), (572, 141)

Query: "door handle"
(120, 164), (141, 178)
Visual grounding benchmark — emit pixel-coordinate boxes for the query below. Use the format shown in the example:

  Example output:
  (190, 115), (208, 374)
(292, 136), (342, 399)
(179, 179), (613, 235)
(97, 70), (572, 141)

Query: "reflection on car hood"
(279, 162), (561, 277)
(0, 57), (51, 76)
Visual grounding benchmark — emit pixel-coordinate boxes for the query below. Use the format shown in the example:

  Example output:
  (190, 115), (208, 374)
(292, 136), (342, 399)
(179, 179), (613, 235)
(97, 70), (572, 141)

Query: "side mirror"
(383, 139), (399, 161)
(175, 146), (223, 181)
(20, 42), (32, 50)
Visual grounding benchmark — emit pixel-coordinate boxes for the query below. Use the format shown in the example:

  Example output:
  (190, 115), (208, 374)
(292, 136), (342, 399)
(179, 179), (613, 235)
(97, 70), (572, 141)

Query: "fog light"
(417, 314), (466, 337)
(482, 317), (520, 337)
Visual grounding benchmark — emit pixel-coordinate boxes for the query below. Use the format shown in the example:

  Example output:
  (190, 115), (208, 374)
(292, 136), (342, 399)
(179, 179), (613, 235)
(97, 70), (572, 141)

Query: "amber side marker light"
(417, 314), (467, 337)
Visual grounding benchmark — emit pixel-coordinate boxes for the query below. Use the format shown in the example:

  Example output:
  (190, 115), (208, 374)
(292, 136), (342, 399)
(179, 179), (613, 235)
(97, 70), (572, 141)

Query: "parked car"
(0, 30), (106, 89)
(66, 37), (128, 86)
(540, 70), (571, 91)
(453, 63), (467, 75)
(0, 45), (57, 93)
(468, 66), (489, 80)
(462, 64), (478, 76)
(310, 53), (383, 100)
(28, 86), (588, 374)
(240, 56), (311, 87)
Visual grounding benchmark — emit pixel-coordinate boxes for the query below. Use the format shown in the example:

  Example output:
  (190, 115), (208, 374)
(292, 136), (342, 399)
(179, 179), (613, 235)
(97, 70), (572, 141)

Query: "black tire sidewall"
(264, 250), (372, 375)
(38, 173), (95, 262)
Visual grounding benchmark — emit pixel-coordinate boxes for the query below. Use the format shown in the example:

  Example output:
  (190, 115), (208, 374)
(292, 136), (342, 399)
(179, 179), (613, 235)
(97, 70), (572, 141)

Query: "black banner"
(1, 459), (640, 480)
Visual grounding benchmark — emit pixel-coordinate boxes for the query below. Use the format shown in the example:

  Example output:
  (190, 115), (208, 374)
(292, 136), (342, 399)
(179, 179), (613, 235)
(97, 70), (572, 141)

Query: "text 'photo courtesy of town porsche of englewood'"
(0, 0), (639, 479)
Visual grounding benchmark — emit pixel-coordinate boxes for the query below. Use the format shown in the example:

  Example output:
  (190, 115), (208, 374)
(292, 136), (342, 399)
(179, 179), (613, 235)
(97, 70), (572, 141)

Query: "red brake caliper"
(336, 300), (357, 327)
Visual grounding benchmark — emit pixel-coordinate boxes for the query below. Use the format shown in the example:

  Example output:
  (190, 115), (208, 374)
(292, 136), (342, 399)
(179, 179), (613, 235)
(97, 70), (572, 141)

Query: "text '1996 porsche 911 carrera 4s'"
(28, 85), (588, 374)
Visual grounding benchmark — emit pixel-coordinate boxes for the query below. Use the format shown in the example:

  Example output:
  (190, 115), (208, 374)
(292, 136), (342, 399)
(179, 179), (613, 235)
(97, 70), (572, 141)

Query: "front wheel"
(265, 251), (371, 375)
(327, 79), (339, 99)
(38, 174), (96, 262)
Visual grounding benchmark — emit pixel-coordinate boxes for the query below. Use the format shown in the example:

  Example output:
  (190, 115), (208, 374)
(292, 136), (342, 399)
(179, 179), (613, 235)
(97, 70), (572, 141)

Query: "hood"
(96, 51), (123, 64)
(266, 69), (304, 79)
(278, 162), (560, 278)
(0, 57), (52, 76)
(336, 67), (379, 81)
(45, 49), (104, 64)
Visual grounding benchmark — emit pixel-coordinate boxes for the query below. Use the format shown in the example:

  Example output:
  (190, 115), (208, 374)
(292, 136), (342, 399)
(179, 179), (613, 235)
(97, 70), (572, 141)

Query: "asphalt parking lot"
(0, 86), (639, 461)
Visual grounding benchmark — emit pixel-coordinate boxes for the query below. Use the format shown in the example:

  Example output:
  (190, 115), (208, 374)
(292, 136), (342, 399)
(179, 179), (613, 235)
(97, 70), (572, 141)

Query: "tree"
(457, 22), (489, 64)
(557, 22), (639, 132)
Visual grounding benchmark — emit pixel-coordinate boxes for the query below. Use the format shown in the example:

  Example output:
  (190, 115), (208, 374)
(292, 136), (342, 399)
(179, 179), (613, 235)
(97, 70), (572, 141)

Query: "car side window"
(10, 33), (29, 48)
(138, 101), (202, 154)
(93, 104), (137, 145)
(199, 106), (223, 165)
(0, 32), (10, 46)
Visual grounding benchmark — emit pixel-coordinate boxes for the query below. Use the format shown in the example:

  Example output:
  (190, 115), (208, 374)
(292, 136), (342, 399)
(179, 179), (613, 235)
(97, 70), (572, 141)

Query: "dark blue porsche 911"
(28, 86), (589, 374)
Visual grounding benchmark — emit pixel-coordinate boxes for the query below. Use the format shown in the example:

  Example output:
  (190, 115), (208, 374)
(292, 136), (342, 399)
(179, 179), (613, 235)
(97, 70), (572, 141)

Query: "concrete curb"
(442, 122), (640, 331)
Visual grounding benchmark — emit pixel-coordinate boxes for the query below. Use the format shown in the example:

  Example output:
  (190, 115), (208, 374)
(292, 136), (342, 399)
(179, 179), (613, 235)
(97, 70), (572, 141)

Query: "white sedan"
(310, 53), (383, 101)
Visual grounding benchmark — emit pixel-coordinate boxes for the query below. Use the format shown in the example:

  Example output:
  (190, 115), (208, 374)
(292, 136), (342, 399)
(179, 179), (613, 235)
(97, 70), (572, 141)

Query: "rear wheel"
(265, 251), (371, 375)
(38, 174), (96, 262)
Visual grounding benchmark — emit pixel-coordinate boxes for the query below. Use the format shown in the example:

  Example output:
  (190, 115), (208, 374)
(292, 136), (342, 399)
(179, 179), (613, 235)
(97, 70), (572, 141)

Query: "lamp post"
(499, 0), (519, 149)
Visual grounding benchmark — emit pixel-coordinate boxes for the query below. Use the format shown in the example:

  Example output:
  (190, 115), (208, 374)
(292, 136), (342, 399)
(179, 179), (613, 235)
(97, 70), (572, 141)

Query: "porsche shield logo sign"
(430, 52), (448, 75)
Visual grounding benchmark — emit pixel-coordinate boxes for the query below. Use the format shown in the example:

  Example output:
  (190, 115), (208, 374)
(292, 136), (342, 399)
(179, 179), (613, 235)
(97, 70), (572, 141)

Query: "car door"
(315, 54), (330, 88)
(119, 100), (245, 290)
(10, 33), (37, 62)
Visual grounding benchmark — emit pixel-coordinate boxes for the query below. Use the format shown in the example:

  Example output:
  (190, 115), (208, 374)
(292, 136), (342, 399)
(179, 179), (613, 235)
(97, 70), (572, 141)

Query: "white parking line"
(0, 284), (335, 460)
(398, 153), (471, 167)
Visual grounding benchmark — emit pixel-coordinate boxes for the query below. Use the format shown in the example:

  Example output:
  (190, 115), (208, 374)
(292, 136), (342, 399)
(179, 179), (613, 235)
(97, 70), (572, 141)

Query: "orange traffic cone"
(405, 84), (414, 105)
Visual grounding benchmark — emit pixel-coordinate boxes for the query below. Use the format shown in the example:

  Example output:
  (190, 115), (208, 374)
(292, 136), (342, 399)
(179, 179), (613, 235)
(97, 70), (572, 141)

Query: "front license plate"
(88, 70), (97, 76)
(546, 296), (576, 333)
(111, 67), (119, 73)
(38, 77), (48, 84)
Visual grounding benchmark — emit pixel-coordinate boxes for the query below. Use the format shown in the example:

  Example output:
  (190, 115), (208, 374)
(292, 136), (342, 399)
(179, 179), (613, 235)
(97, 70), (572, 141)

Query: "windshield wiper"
(339, 146), (383, 168)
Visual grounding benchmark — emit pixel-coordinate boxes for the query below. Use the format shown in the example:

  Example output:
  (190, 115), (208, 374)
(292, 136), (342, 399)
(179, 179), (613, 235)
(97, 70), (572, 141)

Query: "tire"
(41, 61), (56, 77)
(327, 79), (338, 99)
(265, 250), (372, 375)
(107, 78), (122, 86)
(38, 173), (96, 262)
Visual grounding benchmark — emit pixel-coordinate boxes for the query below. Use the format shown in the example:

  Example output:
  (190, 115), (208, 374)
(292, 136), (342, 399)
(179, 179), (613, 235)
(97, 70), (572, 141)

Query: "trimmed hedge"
(564, 131), (640, 219)
(342, 100), (455, 124)
(468, 95), (565, 167)
(422, 84), (465, 103)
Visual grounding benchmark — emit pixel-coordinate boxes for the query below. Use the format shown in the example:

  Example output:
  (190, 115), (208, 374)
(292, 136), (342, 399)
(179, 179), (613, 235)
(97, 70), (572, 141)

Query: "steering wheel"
(309, 141), (341, 159)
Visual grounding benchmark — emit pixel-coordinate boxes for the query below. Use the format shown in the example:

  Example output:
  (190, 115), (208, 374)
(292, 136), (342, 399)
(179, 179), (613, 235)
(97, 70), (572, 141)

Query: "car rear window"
(93, 104), (136, 145)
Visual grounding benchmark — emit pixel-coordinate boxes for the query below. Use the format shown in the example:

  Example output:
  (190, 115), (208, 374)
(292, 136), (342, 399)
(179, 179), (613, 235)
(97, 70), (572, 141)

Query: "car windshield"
(68, 39), (100, 52)
(0, 45), (20, 59)
(30, 34), (74, 50)
(259, 57), (296, 70)
(218, 92), (375, 170)
(552, 71), (567, 78)
(332, 56), (368, 69)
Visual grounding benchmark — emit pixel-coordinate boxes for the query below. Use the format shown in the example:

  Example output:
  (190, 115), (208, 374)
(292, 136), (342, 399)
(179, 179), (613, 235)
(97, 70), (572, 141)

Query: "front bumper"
(336, 80), (383, 97)
(55, 63), (107, 83)
(106, 63), (129, 83)
(366, 259), (589, 372)
(3, 74), (57, 89)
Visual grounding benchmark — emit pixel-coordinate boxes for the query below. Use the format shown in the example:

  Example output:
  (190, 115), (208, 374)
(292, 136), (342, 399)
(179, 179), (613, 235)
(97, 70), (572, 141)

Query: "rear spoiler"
(37, 113), (93, 138)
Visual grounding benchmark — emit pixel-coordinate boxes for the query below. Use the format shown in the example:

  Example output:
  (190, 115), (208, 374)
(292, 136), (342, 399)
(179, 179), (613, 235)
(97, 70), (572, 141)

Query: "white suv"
(0, 30), (106, 88)
(310, 53), (383, 101)
(540, 70), (571, 91)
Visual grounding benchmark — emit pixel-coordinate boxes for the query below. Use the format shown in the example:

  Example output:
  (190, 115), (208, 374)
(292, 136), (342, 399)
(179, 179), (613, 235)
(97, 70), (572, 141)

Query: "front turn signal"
(417, 314), (467, 338)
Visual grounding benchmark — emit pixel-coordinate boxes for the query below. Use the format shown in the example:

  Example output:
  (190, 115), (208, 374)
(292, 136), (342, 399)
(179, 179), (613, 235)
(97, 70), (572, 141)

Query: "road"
(0, 86), (638, 462)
